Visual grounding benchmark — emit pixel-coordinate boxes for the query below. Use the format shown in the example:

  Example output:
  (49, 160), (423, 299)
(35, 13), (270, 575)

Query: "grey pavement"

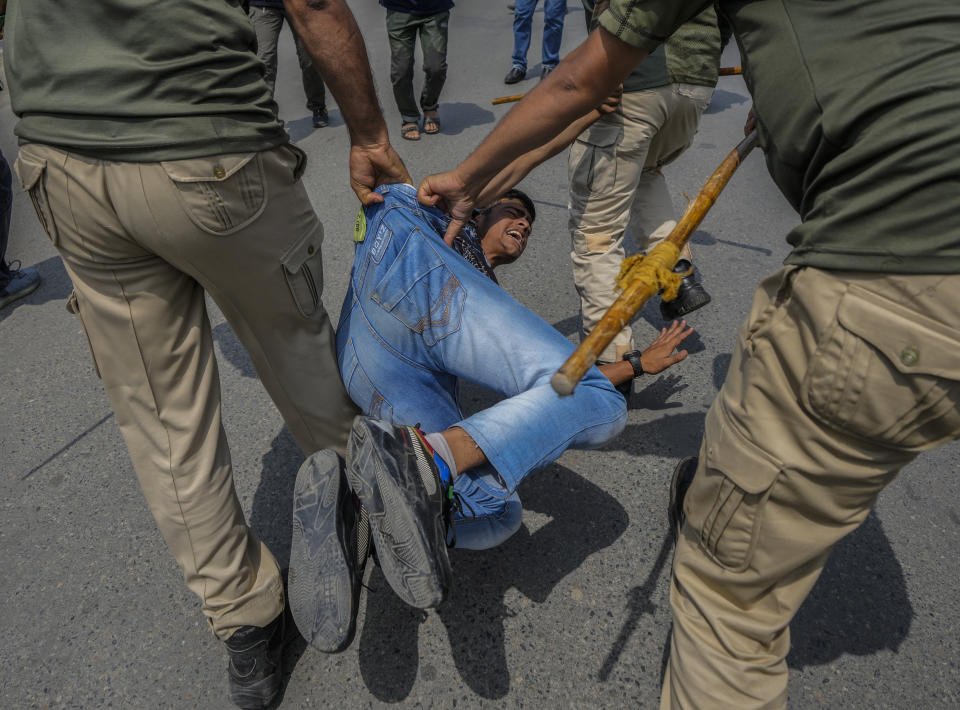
(2, 2), (958, 708)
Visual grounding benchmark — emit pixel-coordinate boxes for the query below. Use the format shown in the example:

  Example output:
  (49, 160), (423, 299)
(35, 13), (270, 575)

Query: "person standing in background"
(567, 1), (718, 374)
(0, 147), (41, 311)
(504, 0), (567, 84)
(248, 0), (330, 128)
(381, 0), (453, 141)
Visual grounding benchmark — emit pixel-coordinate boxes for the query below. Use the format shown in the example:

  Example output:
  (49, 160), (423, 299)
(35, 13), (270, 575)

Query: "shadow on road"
(597, 509), (912, 685)
(608, 411), (706, 459)
(212, 320), (258, 378)
(433, 101), (497, 135)
(249, 426), (304, 572)
(356, 463), (629, 700)
(788, 510), (912, 667)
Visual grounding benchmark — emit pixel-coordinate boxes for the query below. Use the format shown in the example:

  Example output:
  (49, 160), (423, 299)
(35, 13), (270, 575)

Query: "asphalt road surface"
(2, 2), (958, 708)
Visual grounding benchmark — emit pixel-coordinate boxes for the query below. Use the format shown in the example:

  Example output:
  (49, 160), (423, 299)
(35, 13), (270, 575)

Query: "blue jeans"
(336, 184), (626, 550)
(511, 0), (567, 72)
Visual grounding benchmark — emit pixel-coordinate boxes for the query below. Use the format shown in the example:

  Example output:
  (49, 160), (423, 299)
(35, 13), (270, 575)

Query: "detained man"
(287, 185), (694, 655)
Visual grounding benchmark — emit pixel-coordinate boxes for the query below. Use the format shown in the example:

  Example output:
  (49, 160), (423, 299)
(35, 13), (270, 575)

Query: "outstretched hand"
(418, 171), (475, 245)
(640, 320), (695, 374)
(349, 142), (413, 206)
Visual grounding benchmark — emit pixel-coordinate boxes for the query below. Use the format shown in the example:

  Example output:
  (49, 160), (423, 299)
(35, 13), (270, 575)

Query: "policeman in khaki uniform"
(4, 0), (409, 707)
(419, 0), (960, 706)
(568, 1), (718, 365)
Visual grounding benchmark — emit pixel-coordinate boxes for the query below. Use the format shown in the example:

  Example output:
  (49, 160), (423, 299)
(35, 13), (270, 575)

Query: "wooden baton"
(550, 130), (759, 396)
(491, 94), (525, 105)
(491, 68), (742, 105)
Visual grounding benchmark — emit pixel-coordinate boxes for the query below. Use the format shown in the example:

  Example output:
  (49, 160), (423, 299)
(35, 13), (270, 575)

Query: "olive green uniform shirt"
(600, 0), (960, 274)
(581, 0), (719, 92)
(4, 0), (288, 161)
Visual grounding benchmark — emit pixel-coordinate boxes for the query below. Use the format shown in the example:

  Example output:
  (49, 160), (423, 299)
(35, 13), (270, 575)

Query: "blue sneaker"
(0, 264), (40, 310)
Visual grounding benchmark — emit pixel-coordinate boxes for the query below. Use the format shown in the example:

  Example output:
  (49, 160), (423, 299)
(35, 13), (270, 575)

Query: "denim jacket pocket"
(371, 228), (465, 346)
(161, 153), (266, 236)
(686, 405), (783, 573)
(280, 225), (325, 318)
(15, 150), (60, 246)
(801, 284), (960, 450)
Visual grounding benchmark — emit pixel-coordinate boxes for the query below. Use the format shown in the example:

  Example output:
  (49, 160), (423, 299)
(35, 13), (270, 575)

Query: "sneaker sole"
(288, 449), (359, 653)
(347, 418), (451, 609)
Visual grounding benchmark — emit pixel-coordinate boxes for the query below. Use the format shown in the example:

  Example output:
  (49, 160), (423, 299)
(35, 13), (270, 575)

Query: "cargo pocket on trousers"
(160, 153), (267, 236)
(568, 121), (621, 194)
(371, 228), (465, 347)
(66, 291), (102, 379)
(801, 284), (960, 450)
(280, 226), (325, 318)
(686, 407), (782, 572)
(340, 338), (395, 422)
(15, 151), (59, 246)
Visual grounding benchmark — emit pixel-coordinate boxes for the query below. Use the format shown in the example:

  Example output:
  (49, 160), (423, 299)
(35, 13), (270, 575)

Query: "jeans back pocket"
(371, 228), (465, 347)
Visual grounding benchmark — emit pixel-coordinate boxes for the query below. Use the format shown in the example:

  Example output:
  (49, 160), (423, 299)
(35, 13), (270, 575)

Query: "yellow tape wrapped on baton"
(550, 130), (759, 396)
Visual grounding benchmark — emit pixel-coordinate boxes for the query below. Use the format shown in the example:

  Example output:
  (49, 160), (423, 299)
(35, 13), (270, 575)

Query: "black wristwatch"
(622, 350), (645, 378)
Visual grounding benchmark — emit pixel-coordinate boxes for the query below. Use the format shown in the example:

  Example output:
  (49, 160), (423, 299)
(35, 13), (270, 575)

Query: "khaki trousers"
(661, 266), (960, 709)
(15, 143), (358, 639)
(567, 84), (713, 362)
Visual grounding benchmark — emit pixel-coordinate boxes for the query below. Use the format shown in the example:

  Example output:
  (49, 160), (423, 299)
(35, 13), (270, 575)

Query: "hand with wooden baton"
(550, 130), (759, 396)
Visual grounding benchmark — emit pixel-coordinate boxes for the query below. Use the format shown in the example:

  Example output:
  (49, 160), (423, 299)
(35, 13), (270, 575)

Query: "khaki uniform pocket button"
(900, 347), (919, 367)
(213, 166), (226, 179)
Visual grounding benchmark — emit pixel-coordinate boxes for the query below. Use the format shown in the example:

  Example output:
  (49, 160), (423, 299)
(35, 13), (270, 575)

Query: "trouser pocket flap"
(688, 406), (782, 572)
(837, 284), (960, 379)
(280, 226), (325, 318)
(14, 149), (59, 244)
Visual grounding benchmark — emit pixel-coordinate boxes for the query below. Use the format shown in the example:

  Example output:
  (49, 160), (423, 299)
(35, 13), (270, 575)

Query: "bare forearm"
(283, 0), (388, 146)
(598, 361), (633, 386)
(477, 108), (603, 207)
(458, 28), (644, 196)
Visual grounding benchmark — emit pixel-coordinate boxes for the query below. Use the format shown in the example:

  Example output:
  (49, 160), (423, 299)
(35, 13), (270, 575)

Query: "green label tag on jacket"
(353, 208), (367, 242)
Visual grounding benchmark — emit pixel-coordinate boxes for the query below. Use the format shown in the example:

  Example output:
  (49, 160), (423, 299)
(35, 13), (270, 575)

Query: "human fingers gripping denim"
(339, 184), (626, 542)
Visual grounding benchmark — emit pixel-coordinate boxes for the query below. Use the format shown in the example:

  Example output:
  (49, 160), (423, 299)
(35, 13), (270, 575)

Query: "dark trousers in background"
(248, 4), (327, 112)
(385, 10), (450, 125)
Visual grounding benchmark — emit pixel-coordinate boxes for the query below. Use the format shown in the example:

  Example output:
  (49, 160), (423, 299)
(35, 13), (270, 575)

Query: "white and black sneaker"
(346, 416), (453, 609)
(288, 449), (370, 653)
